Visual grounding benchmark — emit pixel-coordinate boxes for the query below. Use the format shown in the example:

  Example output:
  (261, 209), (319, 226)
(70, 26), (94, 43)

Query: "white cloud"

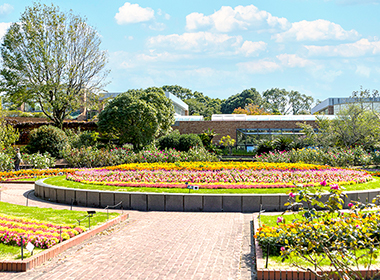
(0, 22), (11, 38)
(115, 2), (154, 24)
(277, 54), (313, 68)
(149, 22), (166, 31)
(0, 4), (12, 16)
(148, 32), (242, 53)
(148, 32), (267, 57)
(355, 65), (371, 77)
(239, 41), (267, 57)
(273, 19), (360, 42)
(237, 60), (281, 73)
(186, 5), (289, 32)
(305, 39), (380, 57)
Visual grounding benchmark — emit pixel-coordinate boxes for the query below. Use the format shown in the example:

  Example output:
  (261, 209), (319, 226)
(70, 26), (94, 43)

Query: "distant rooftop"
(211, 114), (336, 121)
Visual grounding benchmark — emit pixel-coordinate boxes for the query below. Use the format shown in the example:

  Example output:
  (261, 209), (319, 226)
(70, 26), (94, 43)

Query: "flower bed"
(0, 213), (85, 249)
(0, 168), (76, 182)
(66, 162), (372, 189)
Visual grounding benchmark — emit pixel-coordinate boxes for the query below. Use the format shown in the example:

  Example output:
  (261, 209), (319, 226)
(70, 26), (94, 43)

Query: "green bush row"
(255, 146), (377, 167)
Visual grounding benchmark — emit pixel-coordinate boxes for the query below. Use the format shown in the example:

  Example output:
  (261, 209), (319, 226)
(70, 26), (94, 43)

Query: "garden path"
(0, 183), (256, 280)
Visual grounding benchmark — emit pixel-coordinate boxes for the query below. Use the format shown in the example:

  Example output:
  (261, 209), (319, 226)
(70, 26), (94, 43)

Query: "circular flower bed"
(66, 162), (372, 189)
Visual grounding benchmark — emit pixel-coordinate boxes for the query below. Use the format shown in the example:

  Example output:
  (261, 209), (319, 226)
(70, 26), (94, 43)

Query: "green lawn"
(0, 202), (120, 260)
(42, 176), (380, 194)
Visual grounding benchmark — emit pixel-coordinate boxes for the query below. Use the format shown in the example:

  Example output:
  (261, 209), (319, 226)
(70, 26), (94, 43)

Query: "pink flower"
(289, 192), (295, 198)
(280, 246), (285, 251)
(320, 180), (327, 186)
(330, 184), (339, 190)
(277, 216), (284, 224)
(348, 203), (354, 208)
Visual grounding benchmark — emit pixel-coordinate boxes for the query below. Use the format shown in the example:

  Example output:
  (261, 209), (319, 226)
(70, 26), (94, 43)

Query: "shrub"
(182, 146), (219, 162)
(255, 147), (372, 167)
(27, 125), (68, 158)
(178, 134), (203, 152)
(157, 130), (180, 150)
(0, 151), (14, 171)
(23, 152), (55, 169)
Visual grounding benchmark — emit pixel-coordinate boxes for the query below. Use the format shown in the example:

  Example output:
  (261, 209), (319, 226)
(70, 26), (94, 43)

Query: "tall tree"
(98, 88), (174, 150)
(263, 88), (314, 115)
(221, 88), (264, 114)
(262, 88), (289, 114)
(0, 2), (108, 128)
(161, 85), (222, 120)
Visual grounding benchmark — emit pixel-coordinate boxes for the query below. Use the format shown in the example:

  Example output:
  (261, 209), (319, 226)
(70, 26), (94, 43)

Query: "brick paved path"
(0, 183), (255, 280)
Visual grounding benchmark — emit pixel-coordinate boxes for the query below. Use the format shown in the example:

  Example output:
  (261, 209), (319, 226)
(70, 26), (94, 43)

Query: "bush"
(0, 152), (14, 171)
(65, 129), (99, 149)
(23, 152), (55, 169)
(183, 146), (219, 162)
(255, 147), (372, 167)
(157, 130), (180, 150)
(178, 134), (203, 152)
(27, 125), (68, 158)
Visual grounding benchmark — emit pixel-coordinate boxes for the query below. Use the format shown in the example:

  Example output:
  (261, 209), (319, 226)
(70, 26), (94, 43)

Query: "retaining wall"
(35, 180), (380, 212)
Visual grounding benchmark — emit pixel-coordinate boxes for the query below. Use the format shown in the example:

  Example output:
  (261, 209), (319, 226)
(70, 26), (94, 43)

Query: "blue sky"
(2, 1), (380, 102)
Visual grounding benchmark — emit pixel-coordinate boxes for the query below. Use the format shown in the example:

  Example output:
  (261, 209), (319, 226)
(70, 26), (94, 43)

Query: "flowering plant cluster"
(255, 181), (380, 279)
(67, 162), (372, 189)
(22, 152), (56, 169)
(0, 213), (86, 249)
(255, 147), (373, 167)
(0, 168), (76, 182)
(63, 146), (219, 168)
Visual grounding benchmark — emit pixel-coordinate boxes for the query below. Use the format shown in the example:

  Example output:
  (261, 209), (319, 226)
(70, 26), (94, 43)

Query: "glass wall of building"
(236, 128), (306, 151)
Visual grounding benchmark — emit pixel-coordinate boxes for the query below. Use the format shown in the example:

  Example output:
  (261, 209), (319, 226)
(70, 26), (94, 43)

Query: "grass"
(42, 176), (380, 194)
(0, 201), (120, 260)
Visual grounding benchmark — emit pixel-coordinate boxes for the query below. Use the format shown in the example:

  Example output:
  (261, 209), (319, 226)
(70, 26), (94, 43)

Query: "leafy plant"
(256, 182), (380, 280)
(27, 125), (68, 158)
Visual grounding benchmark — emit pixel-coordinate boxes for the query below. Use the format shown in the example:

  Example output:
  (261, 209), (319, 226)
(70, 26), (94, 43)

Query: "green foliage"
(255, 147), (372, 167)
(263, 88), (314, 115)
(257, 184), (380, 280)
(1, 110), (46, 118)
(0, 151), (14, 171)
(221, 88), (264, 114)
(158, 131), (204, 152)
(98, 88), (175, 150)
(22, 152), (55, 169)
(157, 130), (180, 151)
(162, 85), (222, 120)
(0, 109), (19, 152)
(178, 134), (203, 152)
(0, 2), (108, 128)
(27, 125), (68, 158)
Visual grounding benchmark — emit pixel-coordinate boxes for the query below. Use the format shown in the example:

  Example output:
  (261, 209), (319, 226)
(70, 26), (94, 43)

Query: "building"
(311, 97), (380, 115)
(173, 114), (335, 151)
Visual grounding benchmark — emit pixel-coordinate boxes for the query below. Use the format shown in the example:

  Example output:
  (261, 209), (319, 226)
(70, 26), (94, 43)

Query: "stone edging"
(253, 214), (380, 280)
(35, 179), (380, 212)
(0, 213), (129, 272)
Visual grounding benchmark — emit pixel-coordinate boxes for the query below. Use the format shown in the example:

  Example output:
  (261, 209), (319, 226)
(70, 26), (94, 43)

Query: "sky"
(2, 0), (380, 103)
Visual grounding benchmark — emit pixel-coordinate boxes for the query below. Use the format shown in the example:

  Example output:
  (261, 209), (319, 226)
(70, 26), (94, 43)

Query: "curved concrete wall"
(34, 179), (380, 212)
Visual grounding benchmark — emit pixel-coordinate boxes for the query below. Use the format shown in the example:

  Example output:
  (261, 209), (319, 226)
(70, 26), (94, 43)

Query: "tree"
(299, 103), (380, 149)
(262, 88), (289, 114)
(221, 88), (265, 114)
(232, 104), (271, 115)
(0, 107), (19, 151)
(98, 88), (174, 150)
(263, 88), (314, 115)
(0, 3), (108, 128)
(161, 85), (222, 120)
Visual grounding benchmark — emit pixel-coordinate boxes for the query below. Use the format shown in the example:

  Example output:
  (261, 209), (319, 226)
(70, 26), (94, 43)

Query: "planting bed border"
(253, 214), (380, 280)
(35, 179), (380, 212)
(0, 213), (129, 272)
